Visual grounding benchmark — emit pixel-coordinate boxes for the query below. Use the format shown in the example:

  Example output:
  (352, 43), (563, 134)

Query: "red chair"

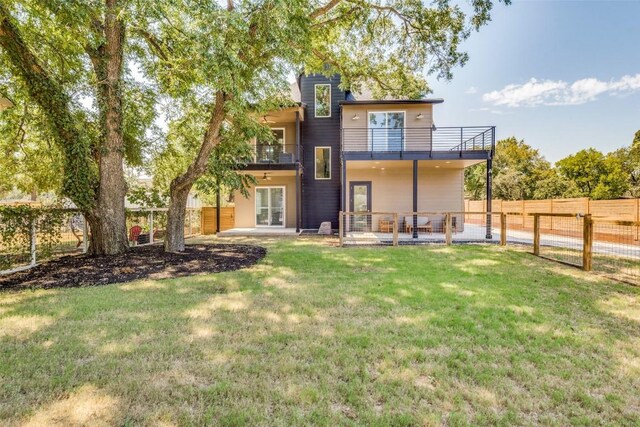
(129, 225), (143, 243)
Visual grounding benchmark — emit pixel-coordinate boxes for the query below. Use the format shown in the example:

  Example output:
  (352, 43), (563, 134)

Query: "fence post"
(30, 219), (37, 267)
(393, 213), (398, 246)
(533, 214), (540, 256)
(500, 213), (507, 246)
(445, 213), (452, 245)
(149, 210), (154, 244)
(338, 211), (344, 247)
(82, 215), (89, 253)
(582, 214), (593, 271)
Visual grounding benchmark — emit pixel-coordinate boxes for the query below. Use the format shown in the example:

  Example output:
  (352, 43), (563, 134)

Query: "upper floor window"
(315, 84), (331, 118)
(315, 147), (331, 180)
(368, 111), (405, 151)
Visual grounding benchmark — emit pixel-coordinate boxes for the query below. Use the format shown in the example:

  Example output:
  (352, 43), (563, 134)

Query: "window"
(314, 84), (331, 117)
(368, 111), (405, 151)
(315, 147), (331, 180)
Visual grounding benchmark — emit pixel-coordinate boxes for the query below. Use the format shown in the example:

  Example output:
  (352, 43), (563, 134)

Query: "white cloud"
(465, 86), (478, 94)
(482, 74), (640, 107)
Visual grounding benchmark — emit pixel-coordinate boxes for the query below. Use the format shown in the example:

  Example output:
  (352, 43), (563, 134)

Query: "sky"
(428, 0), (640, 163)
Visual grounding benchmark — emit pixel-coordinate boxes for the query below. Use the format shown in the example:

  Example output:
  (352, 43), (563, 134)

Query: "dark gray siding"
(300, 74), (344, 229)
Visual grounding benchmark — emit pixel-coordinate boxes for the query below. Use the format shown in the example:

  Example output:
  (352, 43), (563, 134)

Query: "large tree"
(556, 148), (628, 199)
(140, 0), (508, 252)
(464, 137), (552, 200)
(0, 1), (155, 254)
(608, 130), (640, 198)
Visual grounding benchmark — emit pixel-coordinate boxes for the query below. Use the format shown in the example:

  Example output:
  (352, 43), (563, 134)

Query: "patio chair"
(129, 225), (143, 243)
(378, 216), (394, 233)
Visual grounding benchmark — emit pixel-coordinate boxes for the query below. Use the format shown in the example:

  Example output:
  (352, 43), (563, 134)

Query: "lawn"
(1, 238), (639, 426)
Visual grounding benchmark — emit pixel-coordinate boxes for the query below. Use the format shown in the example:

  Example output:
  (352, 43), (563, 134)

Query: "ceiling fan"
(261, 173), (272, 181)
(261, 115), (276, 123)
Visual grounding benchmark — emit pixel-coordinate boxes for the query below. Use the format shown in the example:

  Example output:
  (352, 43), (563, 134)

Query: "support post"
(82, 215), (89, 253)
(30, 219), (36, 267)
(412, 160), (418, 239)
(149, 211), (154, 243)
(295, 165), (300, 232)
(486, 156), (493, 239)
(500, 213), (507, 246)
(216, 187), (221, 234)
(533, 214), (540, 256)
(341, 156), (347, 213)
(393, 213), (399, 246)
(445, 213), (452, 245)
(338, 211), (344, 247)
(582, 214), (593, 271)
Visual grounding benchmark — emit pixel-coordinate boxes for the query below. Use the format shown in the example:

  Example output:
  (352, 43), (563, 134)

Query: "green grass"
(1, 237), (639, 426)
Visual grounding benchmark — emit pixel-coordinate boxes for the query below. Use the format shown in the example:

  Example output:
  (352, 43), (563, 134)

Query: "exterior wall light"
(352, 114), (360, 120)
(416, 113), (424, 119)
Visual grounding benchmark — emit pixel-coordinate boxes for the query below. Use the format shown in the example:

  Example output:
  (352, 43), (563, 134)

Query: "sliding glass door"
(256, 187), (285, 227)
(368, 112), (405, 151)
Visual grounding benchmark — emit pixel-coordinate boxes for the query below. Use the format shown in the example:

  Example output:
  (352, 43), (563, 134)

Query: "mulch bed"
(0, 244), (266, 291)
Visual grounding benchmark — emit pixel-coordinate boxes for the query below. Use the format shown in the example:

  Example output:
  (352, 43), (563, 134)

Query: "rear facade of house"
(232, 73), (495, 235)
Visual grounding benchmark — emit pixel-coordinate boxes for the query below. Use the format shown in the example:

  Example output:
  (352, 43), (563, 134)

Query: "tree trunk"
(164, 91), (227, 252)
(165, 183), (192, 252)
(85, 0), (129, 255)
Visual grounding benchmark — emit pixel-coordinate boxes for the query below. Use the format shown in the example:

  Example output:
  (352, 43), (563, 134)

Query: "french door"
(368, 112), (405, 151)
(256, 187), (285, 227)
(349, 181), (371, 231)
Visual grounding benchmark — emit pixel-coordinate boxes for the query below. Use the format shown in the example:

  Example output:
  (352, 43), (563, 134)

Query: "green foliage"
(466, 132), (640, 201)
(465, 137), (553, 200)
(607, 130), (640, 198)
(0, 2), (158, 206)
(556, 148), (629, 200)
(126, 186), (168, 209)
(0, 205), (67, 270)
(0, 92), (63, 197)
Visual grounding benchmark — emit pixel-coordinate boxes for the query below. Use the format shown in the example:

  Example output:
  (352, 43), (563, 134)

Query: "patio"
(218, 227), (300, 236)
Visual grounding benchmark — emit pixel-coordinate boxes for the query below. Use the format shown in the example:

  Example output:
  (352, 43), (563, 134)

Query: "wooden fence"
(465, 197), (640, 241)
(201, 207), (235, 234)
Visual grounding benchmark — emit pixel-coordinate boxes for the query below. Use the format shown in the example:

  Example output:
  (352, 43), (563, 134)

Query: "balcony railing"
(341, 126), (495, 154)
(251, 143), (298, 164)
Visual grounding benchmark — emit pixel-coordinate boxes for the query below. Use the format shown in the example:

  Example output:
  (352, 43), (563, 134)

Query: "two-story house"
(229, 73), (494, 239)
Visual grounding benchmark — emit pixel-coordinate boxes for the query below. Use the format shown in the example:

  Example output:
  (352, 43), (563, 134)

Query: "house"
(229, 73), (494, 237)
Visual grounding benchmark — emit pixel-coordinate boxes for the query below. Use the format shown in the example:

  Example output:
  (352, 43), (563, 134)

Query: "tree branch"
(310, 0), (344, 19)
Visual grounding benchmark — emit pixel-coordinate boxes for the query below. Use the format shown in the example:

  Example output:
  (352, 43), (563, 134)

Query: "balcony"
(341, 126), (495, 160)
(242, 143), (299, 170)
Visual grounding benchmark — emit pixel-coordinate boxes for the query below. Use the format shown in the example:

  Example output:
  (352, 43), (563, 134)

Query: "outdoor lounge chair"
(403, 216), (432, 234)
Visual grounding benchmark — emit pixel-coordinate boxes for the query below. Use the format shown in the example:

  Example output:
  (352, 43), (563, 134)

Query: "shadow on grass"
(0, 239), (639, 425)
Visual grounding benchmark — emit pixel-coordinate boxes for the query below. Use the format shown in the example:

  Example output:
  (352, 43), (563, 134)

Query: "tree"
(532, 169), (579, 200)
(141, 0), (509, 251)
(464, 136), (552, 200)
(556, 148), (628, 199)
(0, 1), (155, 254)
(0, 91), (63, 199)
(609, 130), (640, 197)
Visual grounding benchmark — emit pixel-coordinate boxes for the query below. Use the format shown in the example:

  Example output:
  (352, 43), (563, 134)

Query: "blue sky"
(429, 0), (640, 162)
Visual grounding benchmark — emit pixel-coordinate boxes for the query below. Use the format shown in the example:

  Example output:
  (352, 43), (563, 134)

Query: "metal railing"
(341, 126), (495, 154)
(251, 143), (298, 164)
